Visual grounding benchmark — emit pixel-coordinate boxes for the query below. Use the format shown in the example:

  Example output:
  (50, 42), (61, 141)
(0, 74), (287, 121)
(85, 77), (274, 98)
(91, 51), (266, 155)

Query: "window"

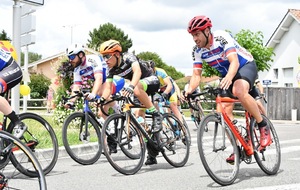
(273, 69), (278, 79)
(284, 83), (293, 87)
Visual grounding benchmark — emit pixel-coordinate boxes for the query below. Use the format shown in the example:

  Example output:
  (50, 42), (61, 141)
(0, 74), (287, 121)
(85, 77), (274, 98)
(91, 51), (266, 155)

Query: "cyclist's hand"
(99, 97), (106, 104)
(182, 90), (192, 101)
(122, 84), (134, 97)
(220, 76), (232, 90)
(161, 93), (169, 101)
(64, 101), (74, 109)
(85, 93), (96, 100)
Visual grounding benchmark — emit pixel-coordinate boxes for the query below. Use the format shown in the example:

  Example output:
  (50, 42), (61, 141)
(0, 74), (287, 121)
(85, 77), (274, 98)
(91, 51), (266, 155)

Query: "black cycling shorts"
(231, 61), (258, 92)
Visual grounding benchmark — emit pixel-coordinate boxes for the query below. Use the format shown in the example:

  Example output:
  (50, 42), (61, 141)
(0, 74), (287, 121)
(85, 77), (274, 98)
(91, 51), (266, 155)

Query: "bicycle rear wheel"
(7, 112), (58, 177)
(160, 113), (190, 167)
(101, 113), (145, 175)
(62, 112), (102, 165)
(0, 131), (47, 190)
(197, 114), (239, 186)
(251, 115), (281, 175)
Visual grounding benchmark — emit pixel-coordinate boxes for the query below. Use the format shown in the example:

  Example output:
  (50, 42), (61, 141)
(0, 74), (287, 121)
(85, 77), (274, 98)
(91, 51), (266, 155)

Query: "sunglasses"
(103, 54), (113, 60)
(68, 54), (77, 60)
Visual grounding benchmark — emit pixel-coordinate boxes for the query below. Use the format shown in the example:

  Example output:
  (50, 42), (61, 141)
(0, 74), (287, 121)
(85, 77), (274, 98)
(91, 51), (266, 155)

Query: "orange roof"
(289, 9), (300, 21)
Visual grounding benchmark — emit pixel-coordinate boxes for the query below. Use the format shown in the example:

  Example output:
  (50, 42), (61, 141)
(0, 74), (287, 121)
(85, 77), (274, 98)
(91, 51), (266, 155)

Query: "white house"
(259, 9), (300, 87)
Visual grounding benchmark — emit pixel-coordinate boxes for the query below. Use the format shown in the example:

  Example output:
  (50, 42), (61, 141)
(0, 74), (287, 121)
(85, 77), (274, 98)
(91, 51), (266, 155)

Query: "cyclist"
(0, 43), (26, 138)
(148, 61), (183, 123)
(99, 39), (162, 165)
(64, 43), (121, 115)
(184, 16), (271, 156)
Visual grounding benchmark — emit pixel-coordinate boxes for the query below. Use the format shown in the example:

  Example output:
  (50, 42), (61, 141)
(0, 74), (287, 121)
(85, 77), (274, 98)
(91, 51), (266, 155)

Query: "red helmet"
(187, 15), (212, 33)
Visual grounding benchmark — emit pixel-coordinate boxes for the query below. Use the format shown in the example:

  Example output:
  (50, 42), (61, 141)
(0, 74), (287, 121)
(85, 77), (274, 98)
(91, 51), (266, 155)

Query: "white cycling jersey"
(192, 30), (253, 77)
(73, 54), (107, 85)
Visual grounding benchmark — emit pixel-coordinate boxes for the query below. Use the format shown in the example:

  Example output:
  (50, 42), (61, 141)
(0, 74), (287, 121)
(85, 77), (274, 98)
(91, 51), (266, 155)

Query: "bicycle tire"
(195, 101), (205, 127)
(7, 112), (58, 177)
(101, 113), (145, 175)
(197, 114), (239, 186)
(62, 112), (102, 165)
(0, 130), (47, 190)
(181, 116), (192, 146)
(250, 115), (281, 175)
(160, 113), (190, 167)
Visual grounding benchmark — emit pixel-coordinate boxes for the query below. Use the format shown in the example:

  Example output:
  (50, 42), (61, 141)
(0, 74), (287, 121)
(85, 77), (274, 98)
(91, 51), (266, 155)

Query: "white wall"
(259, 18), (300, 87)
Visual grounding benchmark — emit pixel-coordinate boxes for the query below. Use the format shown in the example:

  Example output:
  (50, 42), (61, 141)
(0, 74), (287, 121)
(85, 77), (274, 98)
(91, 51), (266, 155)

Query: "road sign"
(263, 80), (272, 85)
(21, 0), (44, 6)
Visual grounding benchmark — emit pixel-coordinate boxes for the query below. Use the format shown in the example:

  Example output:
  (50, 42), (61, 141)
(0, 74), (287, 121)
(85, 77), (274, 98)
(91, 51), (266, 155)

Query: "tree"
(20, 52), (42, 66)
(137, 51), (184, 80)
(0, 30), (10, 41)
(234, 29), (274, 72)
(28, 74), (51, 99)
(87, 23), (132, 52)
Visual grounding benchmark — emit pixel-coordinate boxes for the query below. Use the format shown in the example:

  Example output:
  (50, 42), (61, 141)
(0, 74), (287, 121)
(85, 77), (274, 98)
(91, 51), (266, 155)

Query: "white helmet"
(66, 43), (84, 56)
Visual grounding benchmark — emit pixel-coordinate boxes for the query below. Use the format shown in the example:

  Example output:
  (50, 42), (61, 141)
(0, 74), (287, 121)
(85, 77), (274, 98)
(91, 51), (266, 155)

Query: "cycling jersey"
(73, 54), (107, 85)
(192, 30), (253, 77)
(0, 48), (12, 71)
(154, 67), (177, 103)
(0, 47), (22, 93)
(107, 52), (153, 80)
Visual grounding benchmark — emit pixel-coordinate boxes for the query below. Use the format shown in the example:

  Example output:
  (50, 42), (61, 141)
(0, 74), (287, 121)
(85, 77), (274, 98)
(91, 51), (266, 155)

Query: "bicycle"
(2, 90), (59, 177)
(197, 86), (281, 186)
(62, 91), (103, 165)
(101, 94), (190, 175)
(0, 130), (47, 189)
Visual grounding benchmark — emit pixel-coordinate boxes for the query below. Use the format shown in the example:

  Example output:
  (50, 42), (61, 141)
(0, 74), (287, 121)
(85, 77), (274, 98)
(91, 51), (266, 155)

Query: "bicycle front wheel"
(160, 113), (190, 167)
(7, 112), (59, 177)
(0, 131), (47, 190)
(62, 112), (102, 165)
(197, 114), (239, 186)
(101, 113), (145, 175)
(251, 115), (281, 175)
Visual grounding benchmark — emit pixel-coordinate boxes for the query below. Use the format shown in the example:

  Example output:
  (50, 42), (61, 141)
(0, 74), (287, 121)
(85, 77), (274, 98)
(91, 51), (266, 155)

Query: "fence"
(19, 98), (47, 110)
(265, 87), (300, 120)
(19, 87), (300, 121)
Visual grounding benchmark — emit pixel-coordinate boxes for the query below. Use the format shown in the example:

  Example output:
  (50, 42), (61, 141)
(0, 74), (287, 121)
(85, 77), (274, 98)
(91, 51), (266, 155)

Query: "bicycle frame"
(122, 100), (162, 150)
(216, 95), (254, 156)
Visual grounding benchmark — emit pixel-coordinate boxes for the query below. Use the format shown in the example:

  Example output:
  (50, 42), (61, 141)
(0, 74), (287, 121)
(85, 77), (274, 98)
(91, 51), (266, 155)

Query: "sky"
(1, 0), (300, 76)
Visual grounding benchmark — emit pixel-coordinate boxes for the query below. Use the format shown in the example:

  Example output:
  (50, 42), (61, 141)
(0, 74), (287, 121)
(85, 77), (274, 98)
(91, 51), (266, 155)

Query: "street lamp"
(63, 24), (78, 44)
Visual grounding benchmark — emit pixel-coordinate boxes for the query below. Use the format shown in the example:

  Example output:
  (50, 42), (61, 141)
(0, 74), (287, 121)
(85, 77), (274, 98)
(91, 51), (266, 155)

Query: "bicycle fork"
(212, 114), (227, 152)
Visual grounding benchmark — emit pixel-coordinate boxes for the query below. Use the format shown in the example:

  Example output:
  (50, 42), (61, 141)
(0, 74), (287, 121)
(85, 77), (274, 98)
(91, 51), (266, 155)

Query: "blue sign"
(263, 80), (272, 85)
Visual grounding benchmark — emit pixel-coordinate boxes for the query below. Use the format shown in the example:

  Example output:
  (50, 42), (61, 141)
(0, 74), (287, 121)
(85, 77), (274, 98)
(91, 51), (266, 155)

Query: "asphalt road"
(44, 120), (300, 190)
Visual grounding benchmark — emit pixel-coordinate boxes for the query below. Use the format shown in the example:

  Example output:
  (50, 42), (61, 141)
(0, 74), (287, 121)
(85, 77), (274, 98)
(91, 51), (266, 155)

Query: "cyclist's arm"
(220, 53), (239, 90)
(101, 79), (112, 100)
(91, 72), (103, 96)
(187, 69), (202, 94)
(130, 61), (142, 87)
(162, 76), (173, 94)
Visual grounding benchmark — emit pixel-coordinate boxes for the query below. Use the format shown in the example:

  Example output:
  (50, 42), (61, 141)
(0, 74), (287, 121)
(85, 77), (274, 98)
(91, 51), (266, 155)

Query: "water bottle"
(137, 116), (145, 124)
(158, 102), (165, 114)
(137, 116), (151, 134)
(233, 119), (246, 137)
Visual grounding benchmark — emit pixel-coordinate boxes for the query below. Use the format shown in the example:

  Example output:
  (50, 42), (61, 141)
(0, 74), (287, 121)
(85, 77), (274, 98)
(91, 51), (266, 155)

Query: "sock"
(257, 119), (267, 128)
(6, 111), (20, 125)
(147, 106), (157, 113)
